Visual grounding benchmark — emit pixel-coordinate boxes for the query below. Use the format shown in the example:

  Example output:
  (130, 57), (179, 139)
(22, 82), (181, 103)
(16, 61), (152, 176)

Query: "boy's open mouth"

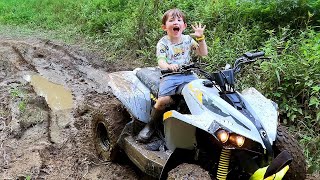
(173, 27), (180, 32)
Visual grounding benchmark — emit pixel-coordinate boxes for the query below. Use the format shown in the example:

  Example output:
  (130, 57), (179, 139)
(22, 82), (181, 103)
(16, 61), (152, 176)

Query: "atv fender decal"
(163, 111), (173, 120)
(150, 93), (157, 102)
(249, 165), (289, 180)
(187, 83), (203, 104)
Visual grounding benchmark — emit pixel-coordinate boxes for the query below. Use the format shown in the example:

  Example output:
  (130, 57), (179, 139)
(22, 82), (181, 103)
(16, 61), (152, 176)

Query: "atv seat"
(136, 67), (161, 97)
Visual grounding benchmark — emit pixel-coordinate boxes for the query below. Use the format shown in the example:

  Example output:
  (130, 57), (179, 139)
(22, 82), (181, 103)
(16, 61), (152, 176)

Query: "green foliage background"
(0, 0), (319, 173)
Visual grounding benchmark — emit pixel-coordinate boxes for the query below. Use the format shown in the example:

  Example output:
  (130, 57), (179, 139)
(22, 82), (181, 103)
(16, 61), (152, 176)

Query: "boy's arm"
(191, 22), (208, 56)
(195, 39), (208, 56)
(158, 58), (179, 71)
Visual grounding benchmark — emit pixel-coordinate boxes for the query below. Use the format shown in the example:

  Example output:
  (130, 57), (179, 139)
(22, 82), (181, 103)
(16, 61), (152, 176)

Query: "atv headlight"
(216, 129), (229, 143)
(229, 134), (245, 147)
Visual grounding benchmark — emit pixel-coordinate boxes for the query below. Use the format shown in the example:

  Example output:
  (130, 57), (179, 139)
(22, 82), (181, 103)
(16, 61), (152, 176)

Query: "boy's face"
(162, 13), (186, 39)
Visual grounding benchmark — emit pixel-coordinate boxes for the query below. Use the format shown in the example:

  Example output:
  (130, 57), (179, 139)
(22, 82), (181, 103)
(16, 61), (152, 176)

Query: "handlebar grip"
(252, 51), (265, 58)
(182, 63), (195, 69)
(244, 51), (265, 60)
(161, 69), (173, 74)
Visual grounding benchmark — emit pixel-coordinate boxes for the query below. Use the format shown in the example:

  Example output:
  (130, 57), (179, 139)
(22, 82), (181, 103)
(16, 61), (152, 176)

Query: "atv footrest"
(123, 136), (170, 178)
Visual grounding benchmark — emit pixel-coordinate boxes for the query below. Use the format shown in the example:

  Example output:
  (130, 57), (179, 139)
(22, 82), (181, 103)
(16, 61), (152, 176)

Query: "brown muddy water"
(25, 74), (73, 111)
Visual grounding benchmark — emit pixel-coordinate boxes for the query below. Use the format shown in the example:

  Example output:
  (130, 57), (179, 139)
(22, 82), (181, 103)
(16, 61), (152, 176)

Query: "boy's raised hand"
(191, 22), (206, 38)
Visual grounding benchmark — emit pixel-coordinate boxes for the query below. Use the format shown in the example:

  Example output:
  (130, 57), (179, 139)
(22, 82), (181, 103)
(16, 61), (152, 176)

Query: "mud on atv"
(92, 52), (306, 180)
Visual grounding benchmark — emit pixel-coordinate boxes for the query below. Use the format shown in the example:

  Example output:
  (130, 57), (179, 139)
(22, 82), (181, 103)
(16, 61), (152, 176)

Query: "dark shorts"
(158, 74), (198, 97)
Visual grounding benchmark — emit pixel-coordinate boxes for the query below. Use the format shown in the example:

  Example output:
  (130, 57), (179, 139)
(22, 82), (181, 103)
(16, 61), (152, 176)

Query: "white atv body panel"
(240, 88), (278, 143)
(164, 79), (278, 150)
(108, 71), (151, 123)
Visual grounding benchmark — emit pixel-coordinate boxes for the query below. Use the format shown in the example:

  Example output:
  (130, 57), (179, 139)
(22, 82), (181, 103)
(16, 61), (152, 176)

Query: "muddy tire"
(167, 163), (211, 180)
(273, 125), (306, 180)
(92, 96), (129, 161)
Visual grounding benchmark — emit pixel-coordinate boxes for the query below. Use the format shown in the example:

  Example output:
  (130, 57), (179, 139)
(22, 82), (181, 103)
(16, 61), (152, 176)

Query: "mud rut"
(0, 38), (139, 179)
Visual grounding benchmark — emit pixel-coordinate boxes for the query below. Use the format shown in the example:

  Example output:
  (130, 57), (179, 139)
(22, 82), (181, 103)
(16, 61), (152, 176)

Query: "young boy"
(137, 8), (208, 143)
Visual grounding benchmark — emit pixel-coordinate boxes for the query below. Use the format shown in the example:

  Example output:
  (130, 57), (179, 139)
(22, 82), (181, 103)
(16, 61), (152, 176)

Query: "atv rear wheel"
(92, 96), (129, 161)
(167, 163), (211, 180)
(273, 125), (306, 180)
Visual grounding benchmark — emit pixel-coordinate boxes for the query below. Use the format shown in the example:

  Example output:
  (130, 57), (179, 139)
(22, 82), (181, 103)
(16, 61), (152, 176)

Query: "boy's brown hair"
(162, 8), (186, 25)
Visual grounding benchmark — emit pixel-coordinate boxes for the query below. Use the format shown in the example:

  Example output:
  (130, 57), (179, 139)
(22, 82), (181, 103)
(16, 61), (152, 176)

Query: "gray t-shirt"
(156, 35), (198, 65)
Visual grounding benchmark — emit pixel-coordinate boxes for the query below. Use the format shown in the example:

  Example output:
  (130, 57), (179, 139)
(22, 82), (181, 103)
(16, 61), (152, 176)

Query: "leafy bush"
(260, 28), (319, 127)
(256, 28), (320, 172)
(211, 0), (319, 30)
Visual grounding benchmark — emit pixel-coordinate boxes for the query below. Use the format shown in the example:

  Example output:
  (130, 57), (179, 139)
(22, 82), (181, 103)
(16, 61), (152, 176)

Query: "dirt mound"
(167, 163), (211, 180)
(0, 38), (139, 179)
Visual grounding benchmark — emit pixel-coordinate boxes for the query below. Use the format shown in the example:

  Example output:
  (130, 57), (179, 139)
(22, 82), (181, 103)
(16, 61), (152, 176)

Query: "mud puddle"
(25, 74), (73, 111)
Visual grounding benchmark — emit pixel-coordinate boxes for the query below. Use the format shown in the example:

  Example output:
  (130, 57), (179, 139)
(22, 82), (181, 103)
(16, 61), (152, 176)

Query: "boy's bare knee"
(155, 96), (171, 110)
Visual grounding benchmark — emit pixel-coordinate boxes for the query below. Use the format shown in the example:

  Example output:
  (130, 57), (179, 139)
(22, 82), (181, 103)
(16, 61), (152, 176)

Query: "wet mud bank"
(0, 38), (138, 179)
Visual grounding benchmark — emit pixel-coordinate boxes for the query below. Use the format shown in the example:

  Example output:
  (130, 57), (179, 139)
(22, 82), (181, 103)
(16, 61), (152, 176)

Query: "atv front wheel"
(273, 125), (306, 180)
(167, 163), (211, 180)
(92, 96), (129, 161)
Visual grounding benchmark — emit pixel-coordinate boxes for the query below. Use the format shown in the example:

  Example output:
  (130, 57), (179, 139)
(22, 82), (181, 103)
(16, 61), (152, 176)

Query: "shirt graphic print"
(156, 35), (198, 65)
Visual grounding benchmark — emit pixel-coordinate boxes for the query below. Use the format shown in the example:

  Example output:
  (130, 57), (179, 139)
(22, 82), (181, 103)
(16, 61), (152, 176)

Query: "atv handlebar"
(161, 51), (265, 75)
(160, 63), (196, 76)
(160, 51), (267, 92)
(243, 51), (265, 60)
(234, 51), (267, 73)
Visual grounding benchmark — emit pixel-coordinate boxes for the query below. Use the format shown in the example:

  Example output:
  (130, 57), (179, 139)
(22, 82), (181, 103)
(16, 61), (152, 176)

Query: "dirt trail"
(0, 37), (140, 179)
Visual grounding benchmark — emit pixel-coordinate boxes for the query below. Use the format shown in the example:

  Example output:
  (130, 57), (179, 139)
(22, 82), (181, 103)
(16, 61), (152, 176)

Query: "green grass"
(9, 88), (27, 113)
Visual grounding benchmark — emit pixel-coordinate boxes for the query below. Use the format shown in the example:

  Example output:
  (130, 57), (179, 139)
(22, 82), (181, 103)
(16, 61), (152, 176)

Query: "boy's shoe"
(145, 138), (165, 151)
(137, 123), (155, 143)
(137, 108), (164, 143)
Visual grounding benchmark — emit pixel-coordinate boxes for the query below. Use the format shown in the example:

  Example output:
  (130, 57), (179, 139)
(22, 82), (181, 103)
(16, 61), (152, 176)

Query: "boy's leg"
(137, 96), (171, 143)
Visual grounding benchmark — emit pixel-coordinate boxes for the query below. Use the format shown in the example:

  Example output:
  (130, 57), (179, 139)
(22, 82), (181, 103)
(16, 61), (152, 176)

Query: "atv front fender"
(250, 166), (289, 180)
(163, 110), (214, 151)
(250, 150), (292, 180)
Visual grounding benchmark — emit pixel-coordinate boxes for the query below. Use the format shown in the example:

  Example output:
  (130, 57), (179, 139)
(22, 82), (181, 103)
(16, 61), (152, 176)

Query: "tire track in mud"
(0, 38), (139, 179)
(11, 45), (38, 72)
